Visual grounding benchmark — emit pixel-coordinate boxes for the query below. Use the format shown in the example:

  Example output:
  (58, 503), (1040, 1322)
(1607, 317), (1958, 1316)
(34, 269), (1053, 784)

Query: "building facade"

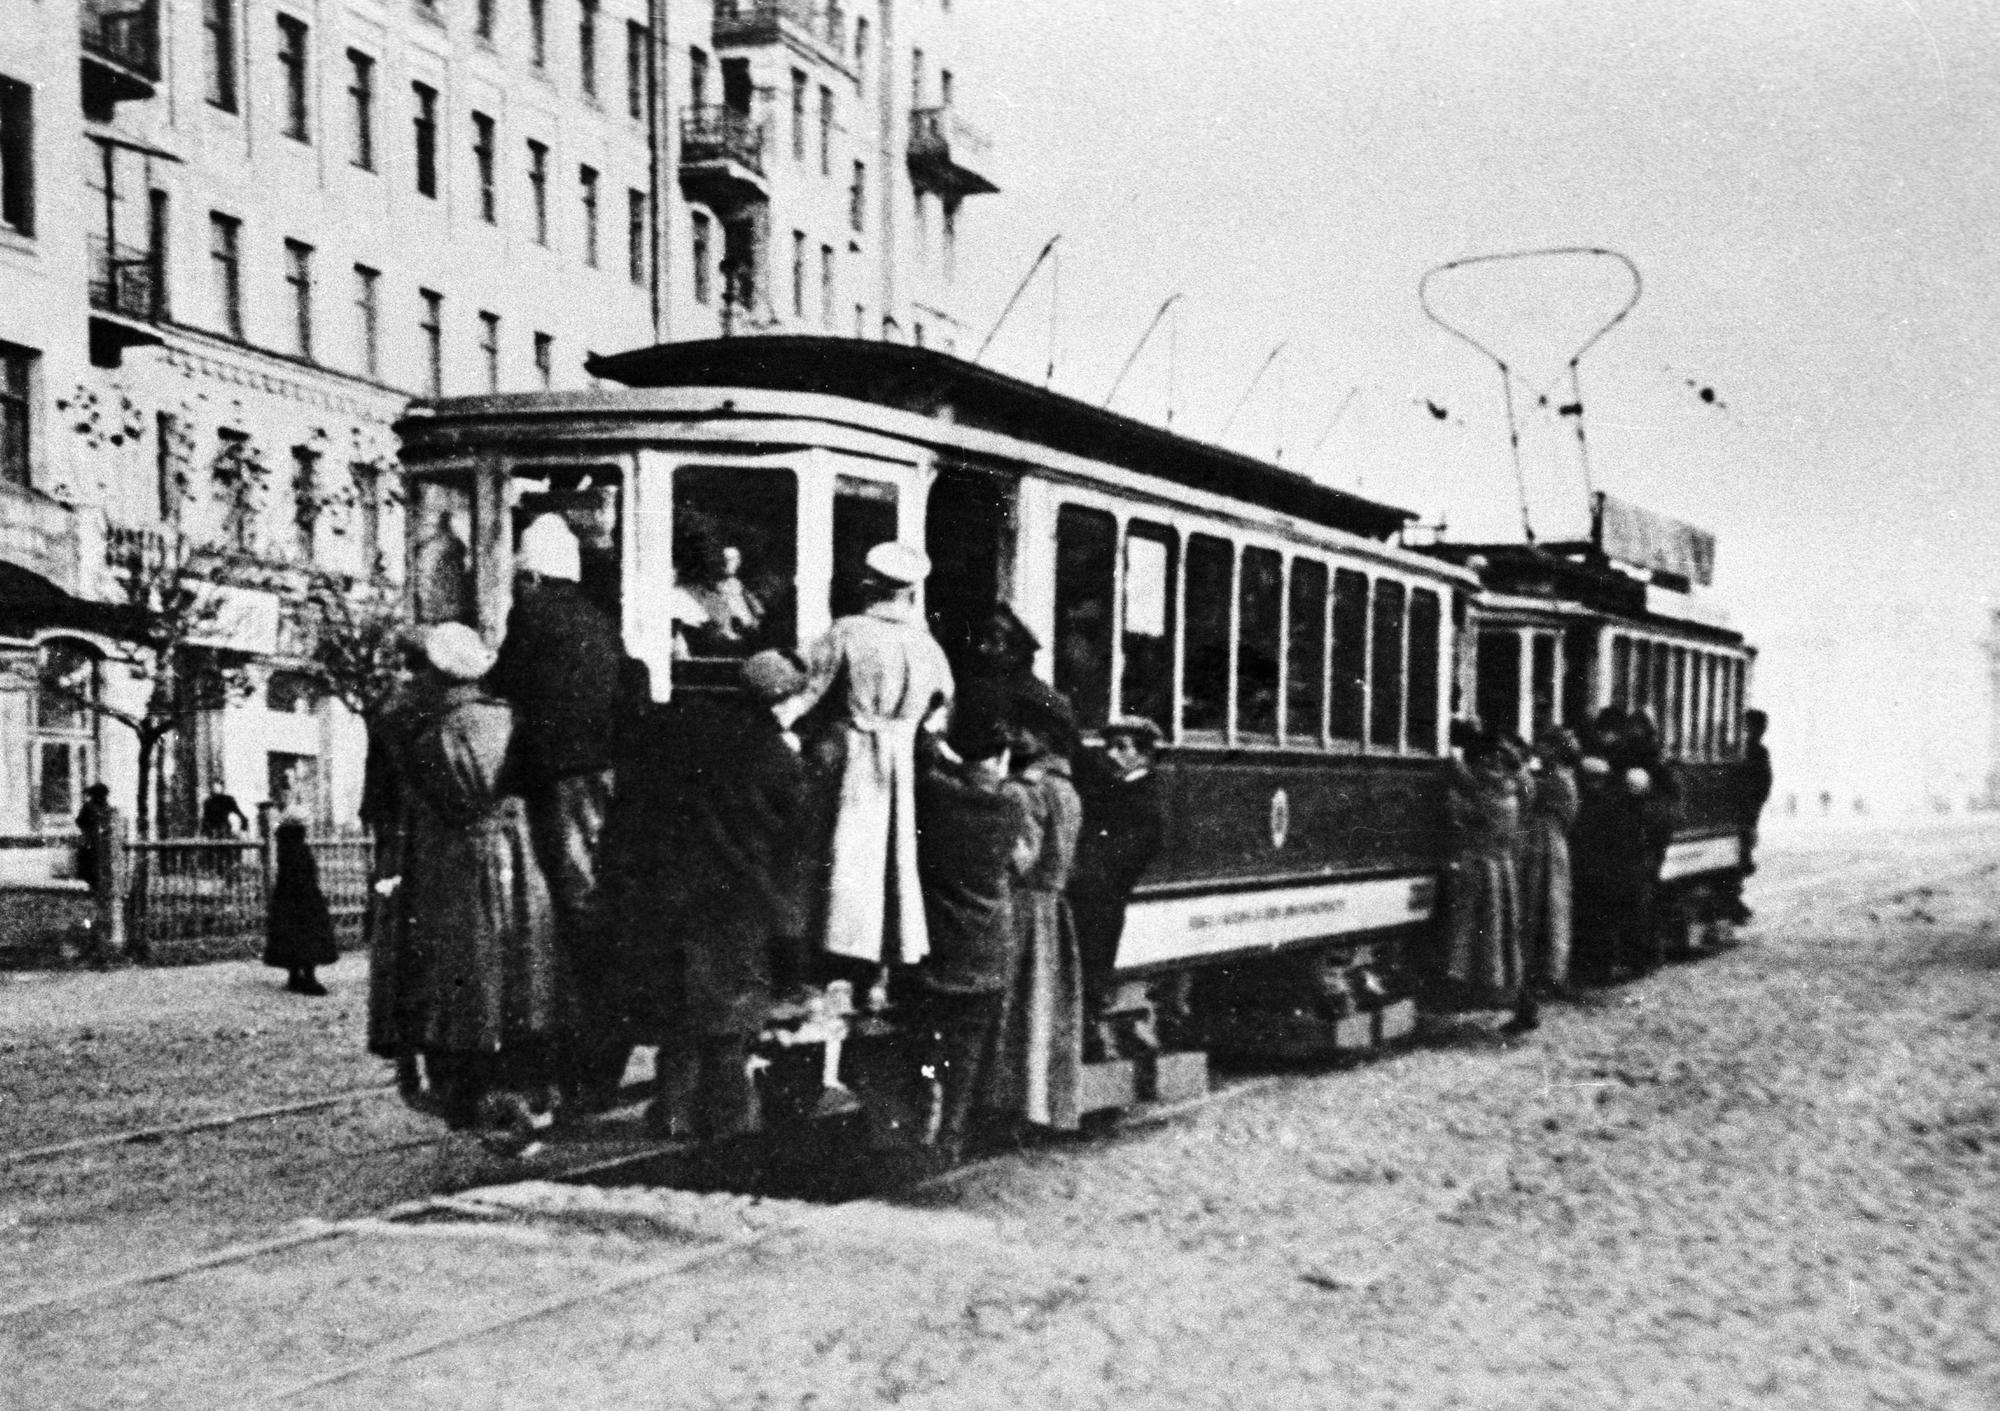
(0, 0), (996, 883)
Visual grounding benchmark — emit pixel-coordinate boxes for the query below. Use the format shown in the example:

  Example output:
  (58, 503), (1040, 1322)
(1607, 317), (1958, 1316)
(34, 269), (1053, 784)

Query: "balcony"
(678, 106), (769, 211)
(0, 485), (82, 598)
(79, 0), (160, 115)
(87, 235), (165, 366)
(906, 107), (998, 199)
(713, 0), (848, 62)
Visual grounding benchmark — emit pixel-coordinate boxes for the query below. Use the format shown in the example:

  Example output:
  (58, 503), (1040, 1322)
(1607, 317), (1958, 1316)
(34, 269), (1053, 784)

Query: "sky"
(951, 0), (2000, 816)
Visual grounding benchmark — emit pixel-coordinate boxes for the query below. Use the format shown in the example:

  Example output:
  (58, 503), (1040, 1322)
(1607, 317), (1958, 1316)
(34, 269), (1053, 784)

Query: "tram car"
(1424, 493), (1756, 953)
(396, 336), (1477, 1131)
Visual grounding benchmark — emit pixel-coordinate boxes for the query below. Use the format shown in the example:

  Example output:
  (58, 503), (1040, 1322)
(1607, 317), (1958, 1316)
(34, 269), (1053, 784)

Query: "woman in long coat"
(1438, 730), (1526, 1011)
(397, 624), (566, 1137)
(1570, 708), (1653, 984)
(264, 818), (338, 995)
(1511, 727), (1580, 1029)
(994, 702), (1086, 1132)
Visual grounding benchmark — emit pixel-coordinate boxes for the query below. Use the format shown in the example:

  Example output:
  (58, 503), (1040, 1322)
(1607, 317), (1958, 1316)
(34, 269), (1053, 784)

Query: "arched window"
(33, 639), (100, 830)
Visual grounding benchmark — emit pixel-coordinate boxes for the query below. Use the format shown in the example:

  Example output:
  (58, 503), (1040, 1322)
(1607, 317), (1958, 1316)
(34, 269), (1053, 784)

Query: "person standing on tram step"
(1437, 725), (1526, 1017)
(1068, 716), (1166, 1056)
(792, 541), (955, 976)
(993, 689), (1086, 1133)
(912, 683), (1027, 1164)
(1508, 725), (1581, 1034)
(1571, 708), (1652, 983)
(397, 624), (567, 1155)
(643, 650), (812, 1145)
(487, 513), (624, 1099)
(1725, 709), (1773, 923)
(1626, 710), (1685, 968)
(263, 818), (339, 996)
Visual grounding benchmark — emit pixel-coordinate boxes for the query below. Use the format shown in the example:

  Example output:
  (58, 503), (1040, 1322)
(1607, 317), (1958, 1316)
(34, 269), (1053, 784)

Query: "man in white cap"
(488, 513), (625, 1101)
(791, 541), (954, 974)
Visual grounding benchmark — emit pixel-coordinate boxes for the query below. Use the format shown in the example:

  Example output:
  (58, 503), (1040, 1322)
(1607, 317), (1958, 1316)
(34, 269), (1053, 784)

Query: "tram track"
(0, 1083), (398, 1169)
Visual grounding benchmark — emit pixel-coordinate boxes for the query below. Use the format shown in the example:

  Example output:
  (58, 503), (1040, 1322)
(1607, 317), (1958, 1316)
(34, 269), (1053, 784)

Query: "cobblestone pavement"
(3, 822), (1998, 1409)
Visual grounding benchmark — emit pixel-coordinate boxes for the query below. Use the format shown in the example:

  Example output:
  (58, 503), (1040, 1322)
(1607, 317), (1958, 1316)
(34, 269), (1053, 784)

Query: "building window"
(346, 51), (374, 169)
(627, 188), (646, 285)
(353, 461), (382, 574)
(527, 140), (548, 243)
(913, 189), (927, 263)
(941, 69), (954, 108)
(478, 311), (500, 391)
(529, 0), (547, 68)
(791, 70), (806, 162)
(353, 264), (379, 379)
(688, 46), (708, 108)
(33, 642), (100, 833)
(854, 302), (865, 338)
(691, 211), (711, 303)
(626, 22), (647, 120)
(819, 85), (833, 176)
(579, 0), (598, 98)
(209, 211), (243, 338)
(476, 0), (495, 42)
(533, 331), (553, 388)
(911, 47), (924, 108)
(0, 344), (32, 488)
(791, 230), (805, 318)
(155, 411), (181, 519)
(290, 445), (321, 560)
(854, 17), (869, 92)
(579, 165), (599, 266)
(942, 200), (957, 281)
(412, 83), (438, 197)
(0, 78), (33, 238)
(277, 15), (310, 142)
(204, 0), (237, 111)
(283, 238), (314, 360)
(472, 112), (496, 222)
(419, 288), (443, 395)
(820, 244), (834, 328)
(849, 160), (865, 232)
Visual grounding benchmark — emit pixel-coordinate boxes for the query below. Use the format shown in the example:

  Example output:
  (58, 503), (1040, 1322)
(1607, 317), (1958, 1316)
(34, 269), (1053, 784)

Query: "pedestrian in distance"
(263, 818), (338, 996)
(993, 688), (1087, 1133)
(1508, 725), (1581, 1033)
(200, 787), (249, 839)
(792, 541), (955, 975)
(1068, 716), (1166, 1057)
(73, 782), (111, 893)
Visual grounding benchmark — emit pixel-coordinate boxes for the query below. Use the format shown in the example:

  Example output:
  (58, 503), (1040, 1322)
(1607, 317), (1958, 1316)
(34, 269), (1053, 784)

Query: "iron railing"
(80, 0), (161, 82)
(713, 0), (846, 53)
(87, 235), (162, 322)
(126, 835), (374, 965)
(680, 105), (766, 176)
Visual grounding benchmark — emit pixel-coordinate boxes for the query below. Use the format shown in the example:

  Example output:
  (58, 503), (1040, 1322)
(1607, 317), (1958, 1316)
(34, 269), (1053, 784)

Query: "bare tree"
(298, 570), (409, 723)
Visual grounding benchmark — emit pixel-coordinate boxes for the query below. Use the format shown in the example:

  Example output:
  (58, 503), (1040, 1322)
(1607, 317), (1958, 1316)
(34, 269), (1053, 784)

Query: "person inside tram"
(681, 544), (767, 651)
(790, 541), (956, 979)
(1069, 717), (1166, 1056)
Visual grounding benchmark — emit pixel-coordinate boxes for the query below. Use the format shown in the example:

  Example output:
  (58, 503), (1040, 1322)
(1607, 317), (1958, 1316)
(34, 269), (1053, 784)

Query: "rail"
(679, 105), (766, 176)
(712, 0), (847, 54)
(87, 235), (162, 322)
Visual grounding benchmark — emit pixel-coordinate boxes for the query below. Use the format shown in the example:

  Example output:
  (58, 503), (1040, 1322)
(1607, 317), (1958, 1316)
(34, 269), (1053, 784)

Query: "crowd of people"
(1437, 705), (1772, 1035)
(361, 518), (1166, 1160)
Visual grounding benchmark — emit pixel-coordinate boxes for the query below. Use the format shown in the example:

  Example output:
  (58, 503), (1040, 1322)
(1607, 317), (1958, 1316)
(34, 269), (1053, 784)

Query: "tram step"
(1078, 1059), (1139, 1114)
(1147, 1050), (1210, 1105)
(1376, 998), (1417, 1045)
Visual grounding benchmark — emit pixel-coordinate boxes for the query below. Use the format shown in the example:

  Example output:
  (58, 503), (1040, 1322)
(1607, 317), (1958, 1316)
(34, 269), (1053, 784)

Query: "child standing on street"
(264, 818), (338, 996)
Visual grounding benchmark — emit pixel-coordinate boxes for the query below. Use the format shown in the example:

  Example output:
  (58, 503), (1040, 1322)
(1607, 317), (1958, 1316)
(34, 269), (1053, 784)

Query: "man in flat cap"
(792, 541), (955, 973)
(1069, 716), (1167, 1051)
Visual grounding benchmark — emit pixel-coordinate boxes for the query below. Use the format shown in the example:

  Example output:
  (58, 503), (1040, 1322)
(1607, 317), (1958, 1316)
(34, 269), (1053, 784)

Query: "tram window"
(1475, 630), (1520, 741)
(1630, 638), (1653, 717)
(1054, 504), (1117, 730)
(1704, 655), (1720, 756)
(1563, 625), (1593, 727)
(411, 478), (475, 626)
(830, 475), (898, 619)
(1329, 568), (1368, 743)
(1181, 533), (1233, 735)
(1670, 647), (1689, 756)
(1285, 558), (1328, 747)
(516, 466), (623, 625)
(1648, 642), (1671, 739)
(1531, 633), (1557, 732)
(1610, 634), (1632, 711)
(1369, 579), (1406, 749)
(1406, 587), (1441, 754)
(1120, 520), (1177, 733)
(671, 465), (798, 659)
(1236, 546), (1282, 740)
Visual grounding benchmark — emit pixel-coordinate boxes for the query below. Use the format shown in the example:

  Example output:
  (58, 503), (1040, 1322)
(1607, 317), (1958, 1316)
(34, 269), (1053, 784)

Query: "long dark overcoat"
(264, 836), (339, 970)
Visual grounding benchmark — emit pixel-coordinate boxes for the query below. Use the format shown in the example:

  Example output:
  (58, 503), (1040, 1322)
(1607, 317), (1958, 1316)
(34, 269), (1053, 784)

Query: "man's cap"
(420, 623), (498, 682)
(742, 649), (809, 704)
(1101, 715), (1163, 746)
(863, 542), (931, 585)
(517, 514), (582, 582)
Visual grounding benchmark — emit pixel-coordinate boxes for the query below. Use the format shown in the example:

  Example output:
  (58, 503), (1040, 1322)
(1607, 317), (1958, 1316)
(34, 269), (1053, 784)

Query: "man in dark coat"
(488, 513), (624, 1097)
(1570, 707), (1653, 984)
(640, 651), (812, 1142)
(1725, 709), (1773, 923)
(74, 783), (111, 893)
(200, 788), (249, 839)
(1069, 716), (1166, 1039)
(912, 682), (1026, 1162)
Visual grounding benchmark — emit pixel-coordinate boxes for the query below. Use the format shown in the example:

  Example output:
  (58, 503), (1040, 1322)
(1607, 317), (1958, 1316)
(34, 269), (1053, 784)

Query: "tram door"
(923, 467), (1015, 679)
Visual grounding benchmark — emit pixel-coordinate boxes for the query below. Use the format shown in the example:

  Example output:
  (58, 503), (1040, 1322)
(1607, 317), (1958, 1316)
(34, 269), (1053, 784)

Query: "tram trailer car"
(1426, 534), (1757, 954)
(395, 338), (1479, 1125)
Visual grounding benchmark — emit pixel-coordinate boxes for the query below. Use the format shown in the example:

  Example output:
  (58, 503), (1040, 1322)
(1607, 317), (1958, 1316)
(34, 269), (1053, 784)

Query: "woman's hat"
(420, 623), (498, 682)
(863, 542), (931, 585)
(1102, 715), (1164, 746)
(517, 514), (582, 582)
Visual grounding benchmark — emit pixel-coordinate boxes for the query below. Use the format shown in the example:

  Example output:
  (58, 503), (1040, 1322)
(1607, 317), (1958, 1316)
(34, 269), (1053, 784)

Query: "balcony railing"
(680, 105), (766, 176)
(80, 0), (160, 84)
(87, 236), (163, 322)
(907, 107), (998, 198)
(0, 484), (82, 596)
(713, 0), (848, 56)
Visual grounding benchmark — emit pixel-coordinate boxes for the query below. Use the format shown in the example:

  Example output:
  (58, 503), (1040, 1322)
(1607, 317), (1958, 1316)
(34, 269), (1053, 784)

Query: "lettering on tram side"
(1189, 894), (1347, 932)
(1119, 875), (1437, 970)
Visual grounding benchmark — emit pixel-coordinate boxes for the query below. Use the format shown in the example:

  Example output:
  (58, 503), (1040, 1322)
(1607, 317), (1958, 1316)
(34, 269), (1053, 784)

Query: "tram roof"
(586, 337), (1415, 541)
(1423, 541), (1747, 645)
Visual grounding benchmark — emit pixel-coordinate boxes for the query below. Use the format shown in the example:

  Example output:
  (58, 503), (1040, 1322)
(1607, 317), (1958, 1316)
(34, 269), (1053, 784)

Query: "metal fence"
(126, 835), (373, 965)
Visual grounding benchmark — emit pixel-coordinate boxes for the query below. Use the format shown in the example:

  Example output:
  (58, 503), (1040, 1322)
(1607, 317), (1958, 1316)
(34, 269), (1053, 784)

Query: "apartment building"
(0, 0), (996, 879)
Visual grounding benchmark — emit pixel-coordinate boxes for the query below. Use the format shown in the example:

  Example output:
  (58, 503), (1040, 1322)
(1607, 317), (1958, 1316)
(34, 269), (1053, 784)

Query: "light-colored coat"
(798, 597), (954, 964)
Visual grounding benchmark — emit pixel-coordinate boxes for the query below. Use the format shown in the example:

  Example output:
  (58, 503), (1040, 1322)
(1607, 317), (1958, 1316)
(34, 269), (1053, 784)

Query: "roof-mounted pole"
(1218, 340), (1288, 441)
(1103, 293), (1183, 412)
(974, 234), (1061, 367)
